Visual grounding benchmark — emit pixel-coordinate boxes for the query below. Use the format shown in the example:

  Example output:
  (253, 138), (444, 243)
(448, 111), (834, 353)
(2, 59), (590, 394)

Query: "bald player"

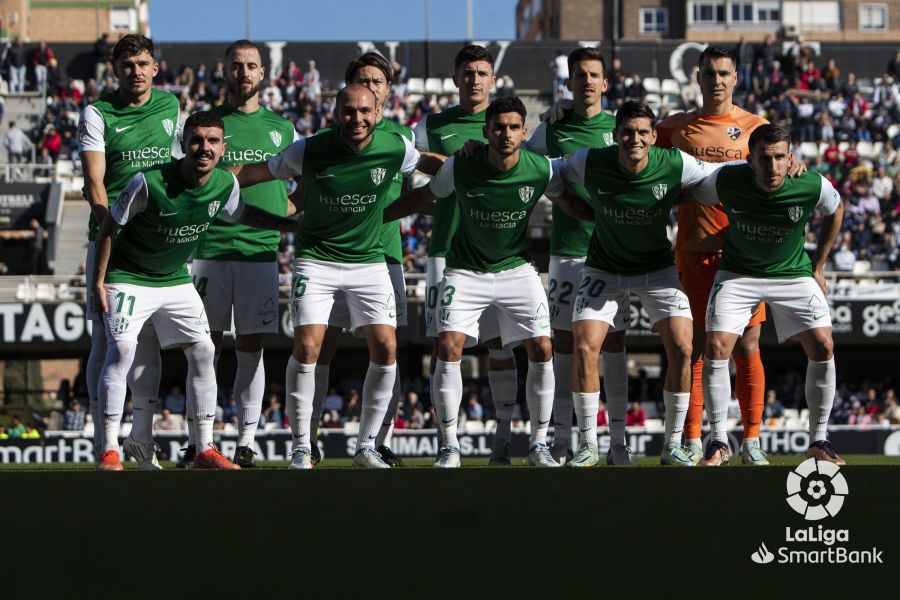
(655, 45), (770, 465)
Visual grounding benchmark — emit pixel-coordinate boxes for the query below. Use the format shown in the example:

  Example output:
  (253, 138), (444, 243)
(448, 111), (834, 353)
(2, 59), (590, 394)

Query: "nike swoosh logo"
(466, 191), (486, 197)
(315, 173), (334, 179)
(596, 190), (614, 195)
(115, 125), (133, 133)
(204, 414), (216, 419)
(503, 402), (516, 407)
(104, 413), (118, 419)
(556, 136), (573, 143)
(262, 317), (275, 325)
(813, 314), (826, 320)
(731, 208), (751, 214)
(440, 133), (457, 140)
(159, 211), (177, 217)
(538, 420), (551, 426)
(243, 421), (257, 427)
(677, 305), (689, 310)
(610, 419), (624, 423)
(224, 135), (234, 139)
(580, 428), (592, 433)
(368, 435), (377, 440)
(442, 418), (455, 424)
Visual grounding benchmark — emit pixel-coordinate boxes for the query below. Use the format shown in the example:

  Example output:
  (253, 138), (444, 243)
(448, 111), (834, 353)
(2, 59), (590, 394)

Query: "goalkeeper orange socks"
(735, 351), (764, 439)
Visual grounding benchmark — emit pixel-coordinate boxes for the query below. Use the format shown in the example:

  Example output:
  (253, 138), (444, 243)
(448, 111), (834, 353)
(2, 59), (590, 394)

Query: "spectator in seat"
(154, 408), (179, 431)
(625, 401), (646, 427)
(6, 416), (25, 438)
(31, 40), (54, 94)
(64, 400), (86, 431)
(832, 241), (857, 271)
(4, 121), (32, 163)
(763, 390), (784, 422)
(466, 393), (483, 422)
(164, 384), (187, 415)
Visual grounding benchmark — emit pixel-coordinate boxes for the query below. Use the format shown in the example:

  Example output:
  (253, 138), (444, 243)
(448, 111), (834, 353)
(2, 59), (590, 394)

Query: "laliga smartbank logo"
(750, 458), (883, 565)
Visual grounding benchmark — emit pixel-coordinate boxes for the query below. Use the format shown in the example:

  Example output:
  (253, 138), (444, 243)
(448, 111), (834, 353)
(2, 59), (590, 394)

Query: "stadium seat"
(857, 141), (874, 157)
(643, 418), (664, 431)
(643, 77), (660, 94)
(425, 78), (443, 95)
(661, 78), (680, 96)
(800, 142), (818, 158)
(853, 260), (871, 275)
(442, 77), (457, 94)
(645, 93), (662, 111)
(624, 77), (633, 89)
(873, 142), (884, 157)
(838, 142), (849, 153)
(464, 421), (485, 433)
(640, 401), (659, 419)
(406, 77), (425, 95)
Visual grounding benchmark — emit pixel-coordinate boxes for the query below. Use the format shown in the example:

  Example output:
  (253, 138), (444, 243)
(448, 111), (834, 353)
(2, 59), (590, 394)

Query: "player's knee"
(669, 339), (693, 368)
(373, 337), (397, 365)
(294, 339), (321, 364)
(735, 332), (760, 356)
(705, 335), (733, 361)
(438, 336), (464, 362)
(185, 339), (216, 366)
(573, 337), (600, 365)
(526, 337), (553, 362)
(808, 336), (834, 361)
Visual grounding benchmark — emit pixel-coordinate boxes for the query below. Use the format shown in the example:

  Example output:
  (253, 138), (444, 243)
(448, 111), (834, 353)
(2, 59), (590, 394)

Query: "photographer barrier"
(3, 426), (900, 464)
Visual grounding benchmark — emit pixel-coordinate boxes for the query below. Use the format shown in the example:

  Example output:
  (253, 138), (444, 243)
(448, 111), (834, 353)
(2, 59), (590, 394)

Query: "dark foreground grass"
(2, 457), (897, 595)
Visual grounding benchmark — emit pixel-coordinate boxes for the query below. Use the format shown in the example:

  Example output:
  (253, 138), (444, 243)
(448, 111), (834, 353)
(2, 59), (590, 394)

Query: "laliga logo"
(786, 457), (849, 521)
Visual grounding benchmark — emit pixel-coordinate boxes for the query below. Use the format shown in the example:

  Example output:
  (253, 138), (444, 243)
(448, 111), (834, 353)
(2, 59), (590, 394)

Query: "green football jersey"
(378, 118), (414, 265)
(414, 106), (488, 257)
(694, 167), (841, 278)
(430, 147), (559, 273)
(106, 163), (243, 287)
(193, 104), (296, 262)
(78, 88), (180, 241)
(527, 110), (616, 257)
(559, 146), (716, 275)
(267, 128), (419, 263)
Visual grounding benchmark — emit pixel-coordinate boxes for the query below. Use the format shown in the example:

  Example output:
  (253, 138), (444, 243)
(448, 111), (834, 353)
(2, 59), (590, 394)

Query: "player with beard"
(182, 40), (299, 468)
(92, 111), (299, 470)
(79, 33), (178, 469)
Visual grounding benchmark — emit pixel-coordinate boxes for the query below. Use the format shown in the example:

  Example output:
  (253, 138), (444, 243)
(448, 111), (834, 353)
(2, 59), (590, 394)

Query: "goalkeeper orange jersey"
(656, 106), (768, 253)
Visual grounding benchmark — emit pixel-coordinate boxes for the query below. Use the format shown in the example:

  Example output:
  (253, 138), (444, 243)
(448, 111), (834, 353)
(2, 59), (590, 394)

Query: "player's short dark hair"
(454, 44), (494, 73)
(344, 51), (392, 85)
(336, 83), (377, 111)
(485, 96), (526, 126)
(615, 101), (656, 129)
(112, 34), (155, 64)
(749, 124), (792, 153)
(224, 39), (261, 61)
(699, 45), (738, 69)
(568, 46), (606, 78)
(183, 110), (224, 134)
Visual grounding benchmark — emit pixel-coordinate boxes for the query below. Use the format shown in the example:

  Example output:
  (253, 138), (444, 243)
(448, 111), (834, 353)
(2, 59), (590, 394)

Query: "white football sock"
(310, 364), (329, 442)
(126, 325), (161, 445)
(551, 353), (573, 447)
(806, 358), (836, 442)
(602, 350), (628, 447)
(286, 357), (315, 451)
(185, 341), (217, 450)
(526, 360), (554, 446)
(488, 368), (517, 442)
(663, 390), (691, 446)
(434, 358), (463, 448)
(99, 339), (137, 454)
(573, 391), (600, 446)
(702, 359), (731, 444)
(185, 393), (197, 448)
(234, 349), (265, 448)
(375, 370), (402, 448)
(86, 329), (108, 453)
(358, 362), (397, 450)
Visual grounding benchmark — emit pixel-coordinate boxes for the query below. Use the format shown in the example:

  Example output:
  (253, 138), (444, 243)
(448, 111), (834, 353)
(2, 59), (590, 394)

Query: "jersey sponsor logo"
(119, 146), (172, 168)
(440, 133), (457, 140)
(788, 206), (804, 222)
(222, 148), (279, 163)
(601, 205), (665, 225)
(162, 118), (175, 136)
(370, 168), (387, 185)
(687, 146), (744, 159)
(318, 193), (377, 213)
(735, 220), (794, 242)
(469, 208), (528, 228)
(652, 184), (668, 200)
(208, 201), (221, 217)
(519, 186), (535, 203)
(269, 130), (283, 147)
(115, 124), (134, 133)
(727, 127), (742, 141)
(157, 221), (212, 243)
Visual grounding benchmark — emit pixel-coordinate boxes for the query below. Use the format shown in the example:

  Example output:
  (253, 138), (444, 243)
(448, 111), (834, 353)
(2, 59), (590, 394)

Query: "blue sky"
(149, 0), (518, 42)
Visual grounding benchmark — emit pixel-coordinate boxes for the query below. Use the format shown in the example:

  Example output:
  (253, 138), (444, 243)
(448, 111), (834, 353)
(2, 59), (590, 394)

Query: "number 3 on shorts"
(441, 284), (456, 306)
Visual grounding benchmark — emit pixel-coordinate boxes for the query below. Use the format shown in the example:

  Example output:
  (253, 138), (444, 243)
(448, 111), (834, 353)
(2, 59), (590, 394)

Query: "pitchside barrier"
(3, 426), (900, 464)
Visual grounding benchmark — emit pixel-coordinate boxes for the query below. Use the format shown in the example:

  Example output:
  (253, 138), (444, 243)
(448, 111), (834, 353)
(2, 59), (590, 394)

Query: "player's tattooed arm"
(547, 188), (594, 222)
(384, 185), (437, 221)
(82, 151), (110, 227)
(812, 200), (844, 295)
(237, 204), (300, 233)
